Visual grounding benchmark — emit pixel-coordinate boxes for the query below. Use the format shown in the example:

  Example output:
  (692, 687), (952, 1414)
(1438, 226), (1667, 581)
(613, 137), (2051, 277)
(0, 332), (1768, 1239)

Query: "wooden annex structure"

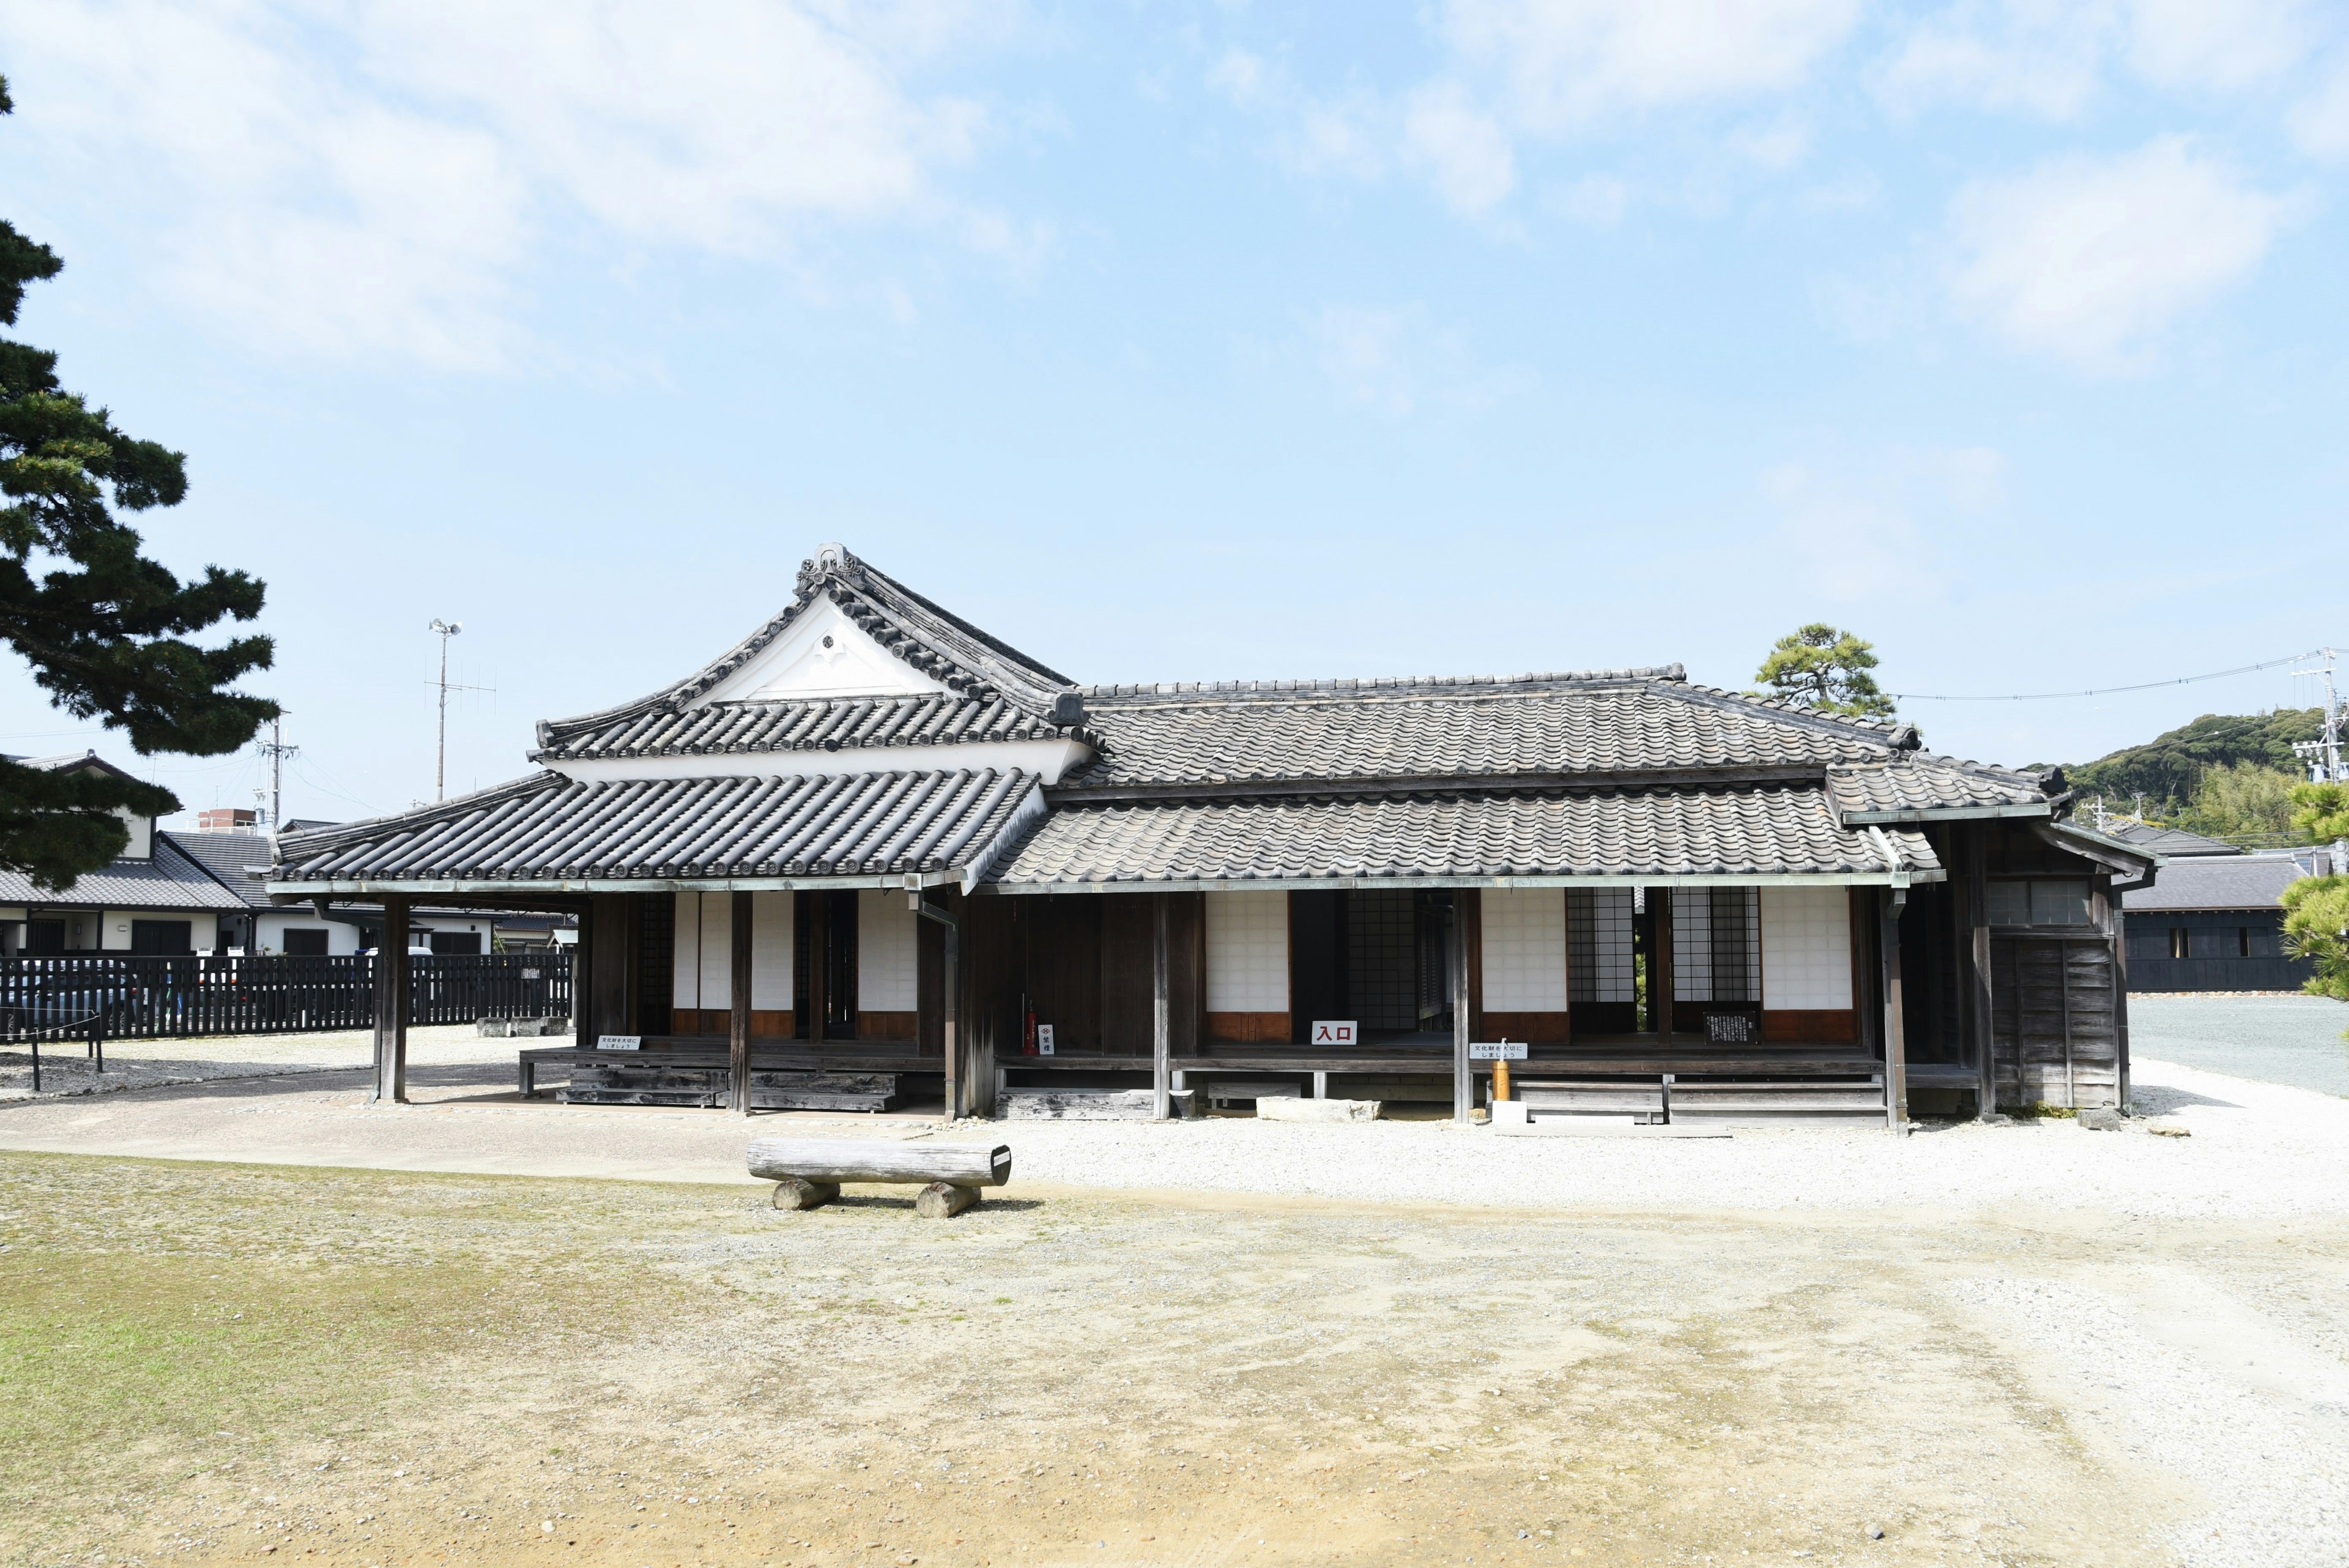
(269, 544), (2159, 1126)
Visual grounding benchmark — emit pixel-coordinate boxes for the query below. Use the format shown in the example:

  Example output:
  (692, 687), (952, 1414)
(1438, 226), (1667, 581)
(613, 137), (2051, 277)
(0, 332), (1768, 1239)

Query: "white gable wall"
(696, 598), (951, 707)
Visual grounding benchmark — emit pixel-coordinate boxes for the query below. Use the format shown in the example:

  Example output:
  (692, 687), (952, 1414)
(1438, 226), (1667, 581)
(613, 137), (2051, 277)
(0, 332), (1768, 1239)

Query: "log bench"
(746, 1137), (1012, 1218)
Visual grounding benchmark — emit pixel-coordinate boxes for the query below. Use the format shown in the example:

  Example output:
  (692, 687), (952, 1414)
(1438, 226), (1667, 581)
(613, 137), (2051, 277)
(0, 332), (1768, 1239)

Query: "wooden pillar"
(1152, 892), (1171, 1119)
(1881, 890), (1908, 1132)
(1964, 828), (1995, 1120)
(1652, 886), (1675, 1041)
(2110, 896), (2132, 1112)
(371, 894), (409, 1105)
(730, 890), (753, 1115)
(942, 901), (960, 1120)
(1451, 897), (1471, 1124)
(573, 901), (595, 1050)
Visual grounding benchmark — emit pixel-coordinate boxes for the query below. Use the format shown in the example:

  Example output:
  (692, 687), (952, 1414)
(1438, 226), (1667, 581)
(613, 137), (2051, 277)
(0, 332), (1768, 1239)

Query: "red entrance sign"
(1310, 1019), (1357, 1047)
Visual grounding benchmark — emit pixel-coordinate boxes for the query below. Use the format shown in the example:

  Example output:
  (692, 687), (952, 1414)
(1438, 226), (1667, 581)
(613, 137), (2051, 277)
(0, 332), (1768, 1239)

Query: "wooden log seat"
(746, 1137), (1011, 1217)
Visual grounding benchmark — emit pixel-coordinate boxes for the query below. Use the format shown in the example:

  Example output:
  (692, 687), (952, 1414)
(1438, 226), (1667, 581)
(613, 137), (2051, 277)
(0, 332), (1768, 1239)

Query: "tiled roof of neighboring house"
(163, 830), (277, 908)
(536, 544), (1075, 754)
(1825, 757), (2049, 822)
(2122, 854), (2307, 912)
(988, 785), (1938, 888)
(273, 768), (1042, 886)
(0, 836), (250, 911)
(535, 691), (1063, 763)
(1055, 672), (1933, 792)
(2105, 822), (2244, 858)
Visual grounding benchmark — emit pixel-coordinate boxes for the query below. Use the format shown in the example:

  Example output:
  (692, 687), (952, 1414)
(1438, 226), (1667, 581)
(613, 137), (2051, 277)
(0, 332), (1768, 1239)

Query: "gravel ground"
(2129, 991), (2349, 1098)
(0, 1023), (514, 1102)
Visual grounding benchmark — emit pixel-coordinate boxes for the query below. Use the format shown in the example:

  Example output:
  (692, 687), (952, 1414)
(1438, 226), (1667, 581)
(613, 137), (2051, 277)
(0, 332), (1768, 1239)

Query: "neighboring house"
(2123, 852), (2317, 992)
(2104, 823), (2243, 859)
(0, 753), (247, 954)
(166, 827), (529, 954)
(273, 543), (2156, 1118)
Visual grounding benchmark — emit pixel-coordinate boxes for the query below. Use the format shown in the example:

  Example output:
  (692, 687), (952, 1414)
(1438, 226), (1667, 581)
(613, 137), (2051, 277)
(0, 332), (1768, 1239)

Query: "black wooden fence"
(0, 952), (572, 1041)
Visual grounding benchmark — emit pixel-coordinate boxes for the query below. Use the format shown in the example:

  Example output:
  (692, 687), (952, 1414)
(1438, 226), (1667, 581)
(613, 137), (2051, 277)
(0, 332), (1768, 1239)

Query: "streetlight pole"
(429, 619), (461, 801)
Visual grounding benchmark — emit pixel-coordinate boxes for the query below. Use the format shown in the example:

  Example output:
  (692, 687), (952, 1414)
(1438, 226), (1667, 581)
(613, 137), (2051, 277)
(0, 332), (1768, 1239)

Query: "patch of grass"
(0, 1151), (687, 1537)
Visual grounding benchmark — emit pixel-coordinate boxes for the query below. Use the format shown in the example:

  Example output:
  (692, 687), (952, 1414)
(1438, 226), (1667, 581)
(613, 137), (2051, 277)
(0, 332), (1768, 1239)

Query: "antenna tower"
(2292, 648), (2346, 783)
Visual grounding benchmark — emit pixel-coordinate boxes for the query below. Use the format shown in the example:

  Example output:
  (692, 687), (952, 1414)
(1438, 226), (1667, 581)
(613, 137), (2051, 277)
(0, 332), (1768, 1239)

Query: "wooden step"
(565, 1066), (901, 1112)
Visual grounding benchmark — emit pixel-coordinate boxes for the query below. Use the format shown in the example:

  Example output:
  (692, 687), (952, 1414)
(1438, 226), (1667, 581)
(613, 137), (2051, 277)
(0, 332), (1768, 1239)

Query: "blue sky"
(2, 1), (2347, 824)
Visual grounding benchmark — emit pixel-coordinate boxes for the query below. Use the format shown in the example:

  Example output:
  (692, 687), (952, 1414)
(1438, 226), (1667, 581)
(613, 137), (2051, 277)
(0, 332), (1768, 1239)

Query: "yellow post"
(1491, 1045), (1512, 1104)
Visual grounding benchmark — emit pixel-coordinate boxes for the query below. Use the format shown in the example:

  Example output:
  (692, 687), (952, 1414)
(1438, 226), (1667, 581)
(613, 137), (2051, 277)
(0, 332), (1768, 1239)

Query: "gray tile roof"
(2105, 822), (2243, 858)
(536, 691), (1062, 764)
(535, 544), (1076, 756)
(2123, 855), (2307, 912)
(0, 836), (251, 911)
(273, 768), (1041, 886)
(989, 786), (1939, 887)
(163, 830), (278, 908)
(1826, 757), (2048, 821)
(1058, 672), (1927, 792)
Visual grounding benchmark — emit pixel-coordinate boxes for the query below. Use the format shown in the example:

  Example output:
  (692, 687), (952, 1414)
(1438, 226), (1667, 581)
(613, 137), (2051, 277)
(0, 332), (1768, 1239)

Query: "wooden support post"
(371, 894), (409, 1105)
(941, 894), (961, 1121)
(730, 890), (753, 1115)
(573, 901), (594, 1050)
(1965, 828), (1995, 1120)
(1313, 1069), (1327, 1099)
(1452, 899), (1471, 1124)
(2111, 897), (2132, 1112)
(1652, 886), (1675, 1042)
(1881, 889), (1908, 1133)
(1152, 893), (1171, 1120)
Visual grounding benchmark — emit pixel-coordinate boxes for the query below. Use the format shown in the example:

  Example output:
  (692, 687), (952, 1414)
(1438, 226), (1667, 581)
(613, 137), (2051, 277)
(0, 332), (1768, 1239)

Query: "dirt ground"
(5, 1145), (2321, 1568)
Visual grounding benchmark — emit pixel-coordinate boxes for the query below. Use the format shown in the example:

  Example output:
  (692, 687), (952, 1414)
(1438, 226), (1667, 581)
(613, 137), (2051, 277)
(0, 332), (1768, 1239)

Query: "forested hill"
(2067, 708), (2323, 807)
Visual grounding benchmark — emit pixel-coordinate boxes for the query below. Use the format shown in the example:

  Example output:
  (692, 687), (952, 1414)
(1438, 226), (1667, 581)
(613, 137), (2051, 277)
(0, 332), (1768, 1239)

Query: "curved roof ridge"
(1078, 664), (1688, 702)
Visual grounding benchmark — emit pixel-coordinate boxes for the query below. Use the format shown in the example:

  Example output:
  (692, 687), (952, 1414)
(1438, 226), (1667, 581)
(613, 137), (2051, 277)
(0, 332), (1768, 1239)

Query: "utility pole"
(429, 619), (461, 801)
(255, 716), (299, 834)
(2292, 648), (2345, 782)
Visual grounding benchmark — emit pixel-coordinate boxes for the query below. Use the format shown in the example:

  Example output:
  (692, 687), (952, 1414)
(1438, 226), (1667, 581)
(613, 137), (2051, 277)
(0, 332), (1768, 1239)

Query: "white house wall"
(858, 890), (918, 1011)
(1205, 890), (1288, 1013)
(1760, 886), (1852, 1009)
(1482, 888), (1567, 1011)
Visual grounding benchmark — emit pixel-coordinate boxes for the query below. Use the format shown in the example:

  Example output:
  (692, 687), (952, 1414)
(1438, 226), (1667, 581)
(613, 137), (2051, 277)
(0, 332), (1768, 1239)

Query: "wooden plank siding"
(1761, 1009), (1857, 1042)
(1990, 935), (2120, 1110)
(1206, 1010), (1290, 1042)
(1481, 1010), (1570, 1043)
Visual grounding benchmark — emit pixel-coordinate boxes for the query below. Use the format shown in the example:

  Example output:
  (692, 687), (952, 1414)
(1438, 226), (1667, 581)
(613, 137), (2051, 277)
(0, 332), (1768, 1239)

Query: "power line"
(1890, 650), (2324, 702)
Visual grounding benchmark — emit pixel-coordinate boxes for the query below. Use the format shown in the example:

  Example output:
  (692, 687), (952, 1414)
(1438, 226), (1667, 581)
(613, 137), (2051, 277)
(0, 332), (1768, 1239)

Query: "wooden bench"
(746, 1137), (1012, 1218)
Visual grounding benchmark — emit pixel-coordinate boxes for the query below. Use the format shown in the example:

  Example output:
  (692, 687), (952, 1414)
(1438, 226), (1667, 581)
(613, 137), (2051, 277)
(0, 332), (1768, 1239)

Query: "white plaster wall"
(96, 910), (218, 952)
(546, 737), (1093, 788)
(1482, 888), (1567, 1011)
(858, 890), (918, 1011)
(1761, 886), (1852, 1009)
(751, 890), (793, 1009)
(674, 890), (740, 1009)
(1206, 890), (1288, 1012)
(256, 913), (362, 955)
(696, 597), (951, 705)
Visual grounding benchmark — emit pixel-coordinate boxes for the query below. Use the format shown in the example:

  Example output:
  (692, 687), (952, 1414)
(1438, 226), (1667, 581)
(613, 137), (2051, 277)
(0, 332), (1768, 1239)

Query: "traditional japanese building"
(269, 544), (2157, 1123)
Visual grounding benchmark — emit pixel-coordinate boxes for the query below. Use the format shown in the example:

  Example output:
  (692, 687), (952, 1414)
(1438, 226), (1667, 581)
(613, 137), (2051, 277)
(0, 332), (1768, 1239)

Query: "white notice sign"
(1469, 1040), (1527, 1061)
(1310, 1020), (1357, 1047)
(1036, 1024), (1055, 1055)
(597, 1035), (642, 1052)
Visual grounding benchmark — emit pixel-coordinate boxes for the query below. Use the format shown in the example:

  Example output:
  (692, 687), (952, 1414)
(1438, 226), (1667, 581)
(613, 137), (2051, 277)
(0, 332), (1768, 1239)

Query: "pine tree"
(0, 76), (275, 888)
(1753, 625), (1896, 720)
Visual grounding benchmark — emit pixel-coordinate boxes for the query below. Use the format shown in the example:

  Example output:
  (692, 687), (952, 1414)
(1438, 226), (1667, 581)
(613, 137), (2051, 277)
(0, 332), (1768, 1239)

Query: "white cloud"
(1876, 0), (2315, 119)
(1441, 0), (1861, 129)
(1304, 305), (1530, 418)
(0, 0), (1011, 368)
(1548, 174), (1629, 226)
(1876, 1), (2112, 120)
(1946, 136), (2296, 370)
(2292, 56), (2349, 158)
(1401, 81), (1518, 214)
(1762, 463), (1935, 602)
(2124, 0), (2312, 94)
